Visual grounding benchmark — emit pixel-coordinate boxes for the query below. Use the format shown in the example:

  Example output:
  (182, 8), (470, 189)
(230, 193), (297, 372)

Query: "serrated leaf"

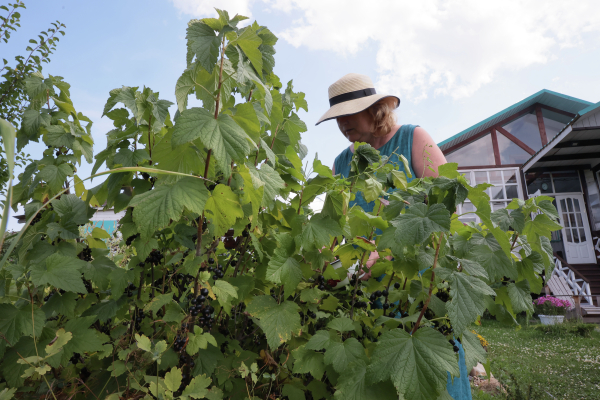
(212, 280), (238, 312)
(306, 329), (339, 350)
(113, 148), (149, 167)
(461, 330), (487, 374)
(182, 374), (212, 399)
(129, 177), (209, 237)
(367, 328), (459, 400)
(469, 245), (517, 281)
(507, 280), (534, 314)
(248, 163), (285, 209)
(334, 360), (398, 400)
(45, 328), (72, 356)
(301, 214), (342, 250)
(231, 102), (260, 143)
(63, 316), (110, 356)
(447, 273), (491, 335)
(266, 253), (302, 298)
(37, 164), (72, 192)
(327, 317), (355, 333)
(164, 367), (183, 392)
(324, 337), (367, 373)
(187, 326), (217, 356)
(187, 22), (220, 73)
(292, 345), (325, 380)
(172, 108), (254, 172)
(232, 27), (263, 77)
(393, 203), (450, 247)
(204, 184), (244, 237)
(0, 304), (45, 345)
(29, 254), (87, 293)
(246, 296), (301, 348)
(145, 292), (174, 313)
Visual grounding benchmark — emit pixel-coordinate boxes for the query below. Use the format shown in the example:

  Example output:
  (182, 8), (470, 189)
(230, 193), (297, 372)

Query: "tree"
(0, 8), (561, 400)
(0, 0), (66, 203)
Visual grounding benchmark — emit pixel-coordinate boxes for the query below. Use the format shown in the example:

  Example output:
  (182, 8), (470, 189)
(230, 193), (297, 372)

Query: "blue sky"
(3, 0), (600, 230)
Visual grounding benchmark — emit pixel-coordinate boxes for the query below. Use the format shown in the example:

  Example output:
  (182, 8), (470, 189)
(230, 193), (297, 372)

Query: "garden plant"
(0, 7), (563, 400)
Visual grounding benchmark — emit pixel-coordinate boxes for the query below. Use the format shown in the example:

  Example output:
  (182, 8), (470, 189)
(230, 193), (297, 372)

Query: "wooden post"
(535, 105), (548, 146)
(490, 128), (501, 166)
(574, 296), (583, 321)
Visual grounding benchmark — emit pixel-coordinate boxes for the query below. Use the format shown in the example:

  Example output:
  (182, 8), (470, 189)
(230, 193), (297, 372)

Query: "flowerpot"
(539, 315), (565, 325)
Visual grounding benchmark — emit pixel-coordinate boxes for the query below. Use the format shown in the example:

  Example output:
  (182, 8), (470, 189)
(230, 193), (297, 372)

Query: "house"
(438, 89), (600, 306)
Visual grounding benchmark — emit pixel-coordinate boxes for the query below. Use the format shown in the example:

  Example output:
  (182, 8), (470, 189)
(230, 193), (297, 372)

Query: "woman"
(316, 73), (471, 400)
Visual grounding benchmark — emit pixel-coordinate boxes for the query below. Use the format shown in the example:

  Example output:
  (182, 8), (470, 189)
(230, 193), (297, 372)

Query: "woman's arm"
(411, 126), (447, 178)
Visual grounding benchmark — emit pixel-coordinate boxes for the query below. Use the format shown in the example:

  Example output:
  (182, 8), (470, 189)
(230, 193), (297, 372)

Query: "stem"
(138, 265), (144, 300)
(383, 273), (395, 316)
(321, 237), (338, 276)
(214, 37), (226, 119)
(147, 114), (152, 162)
(254, 141), (260, 167)
(227, 162), (234, 186)
(411, 233), (444, 335)
(510, 233), (519, 251)
(195, 213), (204, 257)
(232, 236), (251, 277)
(270, 124), (280, 149)
(297, 186), (304, 215)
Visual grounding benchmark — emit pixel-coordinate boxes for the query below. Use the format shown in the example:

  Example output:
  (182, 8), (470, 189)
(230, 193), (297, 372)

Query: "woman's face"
(336, 109), (374, 142)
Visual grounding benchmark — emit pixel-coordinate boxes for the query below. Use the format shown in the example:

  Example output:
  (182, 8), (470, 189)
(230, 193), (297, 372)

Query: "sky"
(3, 0), (600, 230)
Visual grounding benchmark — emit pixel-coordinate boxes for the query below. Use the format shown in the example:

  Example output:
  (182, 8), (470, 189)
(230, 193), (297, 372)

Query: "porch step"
(565, 263), (600, 304)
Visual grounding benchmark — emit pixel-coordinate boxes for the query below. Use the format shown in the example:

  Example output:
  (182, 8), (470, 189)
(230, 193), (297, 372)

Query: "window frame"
(456, 167), (523, 224)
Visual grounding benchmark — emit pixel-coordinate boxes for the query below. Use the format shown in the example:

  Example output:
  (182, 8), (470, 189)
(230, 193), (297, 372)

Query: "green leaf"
(301, 214), (342, 250)
(327, 317), (355, 333)
(231, 102), (260, 143)
(447, 273), (493, 335)
(232, 27), (263, 77)
(212, 280), (238, 312)
(144, 292), (174, 313)
(0, 304), (45, 345)
(246, 296), (301, 348)
(51, 194), (91, 225)
(164, 367), (183, 392)
(507, 280), (534, 314)
(37, 164), (72, 192)
(128, 177), (209, 237)
(172, 108), (254, 172)
(29, 254), (87, 293)
(81, 300), (119, 323)
(324, 337), (367, 373)
(113, 148), (149, 167)
(393, 203), (451, 247)
(469, 245), (517, 281)
(362, 177), (383, 203)
(266, 252), (302, 298)
(182, 374), (212, 399)
(306, 329), (339, 350)
(187, 22), (220, 73)
(367, 328), (460, 400)
(0, 388), (17, 400)
(135, 333), (167, 362)
(461, 330), (487, 374)
(292, 345), (325, 380)
(187, 326), (218, 356)
(334, 360), (398, 400)
(63, 316), (110, 356)
(249, 163), (285, 209)
(204, 184), (244, 237)
(45, 328), (72, 356)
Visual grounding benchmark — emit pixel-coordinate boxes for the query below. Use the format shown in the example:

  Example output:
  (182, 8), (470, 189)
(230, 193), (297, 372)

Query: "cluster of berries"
(31, 213), (42, 226)
(79, 247), (93, 262)
(82, 277), (93, 293)
(316, 275), (327, 290)
(208, 264), (225, 280)
(125, 233), (140, 246)
(99, 319), (112, 335)
(145, 249), (163, 266)
(173, 335), (187, 352)
(69, 352), (81, 365)
(125, 282), (137, 298)
(133, 309), (145, 331)
(449, 338), (460, 353)
(438, 324), (453, 336)
(43, 292), (54, 302)
(437, 290), (450, 302)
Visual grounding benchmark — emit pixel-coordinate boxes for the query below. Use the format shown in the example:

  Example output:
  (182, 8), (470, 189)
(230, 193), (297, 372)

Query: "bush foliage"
(0, 8), (561, 400)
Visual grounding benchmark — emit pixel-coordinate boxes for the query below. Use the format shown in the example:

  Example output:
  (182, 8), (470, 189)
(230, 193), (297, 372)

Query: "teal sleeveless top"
(333, 124), (418, 213)
(332, 124), (472, 400)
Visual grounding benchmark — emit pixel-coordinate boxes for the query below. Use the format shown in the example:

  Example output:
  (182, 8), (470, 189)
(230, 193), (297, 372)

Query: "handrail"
(553, 253), (590, 283)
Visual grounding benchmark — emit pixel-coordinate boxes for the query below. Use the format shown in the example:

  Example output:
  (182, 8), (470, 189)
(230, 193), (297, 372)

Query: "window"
(496, 133), (531, 165)
(502, 113), (543, 151)
(456, 168), (522, 223)
(541, 108), (571, 139)
(446, 133), (495, 167)
(525, 171), (582, 195)
(584, 170), (600, 231)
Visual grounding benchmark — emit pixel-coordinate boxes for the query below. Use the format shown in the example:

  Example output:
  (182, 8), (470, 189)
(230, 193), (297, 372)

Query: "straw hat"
(316, 73), (400, 125)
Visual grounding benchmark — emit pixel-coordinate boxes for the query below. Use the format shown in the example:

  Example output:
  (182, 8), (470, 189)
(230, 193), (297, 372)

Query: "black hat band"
(329, 88), (377, 107)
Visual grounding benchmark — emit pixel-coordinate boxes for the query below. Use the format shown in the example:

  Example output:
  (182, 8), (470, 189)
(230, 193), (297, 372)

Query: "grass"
(470, 318), (600, 400)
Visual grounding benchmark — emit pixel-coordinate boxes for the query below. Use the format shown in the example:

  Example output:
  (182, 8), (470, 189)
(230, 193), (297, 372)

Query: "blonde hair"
(368, 97), (398, 137)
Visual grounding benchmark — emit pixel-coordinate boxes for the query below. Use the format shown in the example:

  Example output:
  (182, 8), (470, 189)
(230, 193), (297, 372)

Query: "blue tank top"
(333, 124), (418, 213)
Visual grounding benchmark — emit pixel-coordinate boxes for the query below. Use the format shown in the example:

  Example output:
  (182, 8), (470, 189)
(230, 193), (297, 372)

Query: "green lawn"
(470, 319), (600, 400)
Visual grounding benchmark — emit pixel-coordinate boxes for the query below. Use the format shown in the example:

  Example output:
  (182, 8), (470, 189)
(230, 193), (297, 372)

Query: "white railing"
(552, 257), (593, 305)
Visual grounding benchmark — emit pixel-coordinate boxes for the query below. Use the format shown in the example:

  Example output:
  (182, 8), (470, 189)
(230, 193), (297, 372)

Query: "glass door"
(555, 194), (595, 264)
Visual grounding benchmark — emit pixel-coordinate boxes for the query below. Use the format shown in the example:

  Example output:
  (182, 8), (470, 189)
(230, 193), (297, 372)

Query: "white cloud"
(169, 0), (257, 20)
(171, 0), (600, 101)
